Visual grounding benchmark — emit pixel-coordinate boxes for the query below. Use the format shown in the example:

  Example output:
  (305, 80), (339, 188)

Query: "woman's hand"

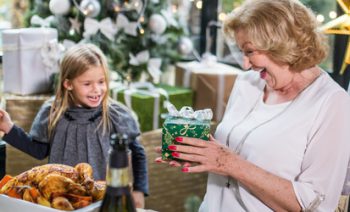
(154, 146), (192, 168)
(156, 135), (239, 176)
(0, 108), (14, 134)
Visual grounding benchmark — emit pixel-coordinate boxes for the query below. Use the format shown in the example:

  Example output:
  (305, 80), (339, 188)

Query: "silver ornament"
(80, 0), (101, 18)
(49, 0), (71, 15)
(149, 14), (167, 35)
(178, 37), (194, 55)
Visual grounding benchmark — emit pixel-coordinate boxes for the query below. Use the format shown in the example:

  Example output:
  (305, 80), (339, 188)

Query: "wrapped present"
(2, 28), (60, 95)
(162, 104), (212, 160)
(111, 82), (193, 132)
(175, 59), (243, 122)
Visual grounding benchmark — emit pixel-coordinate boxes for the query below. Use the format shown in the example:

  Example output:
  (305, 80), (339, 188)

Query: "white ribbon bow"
(166, 102), (213, 121)
(40, 39), (64, 71)
(160, 9), (178, 27)
(61, 39), (86, 51)
(30, 15), (55, 28)
(129, 50), (162, 83)
(116, 14), (138, 37)
(83, 17), (116, 40)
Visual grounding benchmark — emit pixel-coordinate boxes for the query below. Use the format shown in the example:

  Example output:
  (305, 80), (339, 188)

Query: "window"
(216, 0), (337, 72)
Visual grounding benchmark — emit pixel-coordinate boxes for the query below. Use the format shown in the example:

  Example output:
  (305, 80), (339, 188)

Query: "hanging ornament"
(79, 0), (101, 18)
(149, 14), (167, 35)
(178, 37), (193, 55)
(49, 0), (71, 15)
(320, 0), (350, 75)
(113, 0), (143, 12)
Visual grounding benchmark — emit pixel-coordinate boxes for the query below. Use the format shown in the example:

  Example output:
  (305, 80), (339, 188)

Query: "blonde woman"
(0, 44), (148, 207)
(158, 0), (350, 211)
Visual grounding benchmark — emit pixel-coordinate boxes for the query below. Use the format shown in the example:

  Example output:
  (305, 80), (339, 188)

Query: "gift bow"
(40, 39), (64, 71)
(116, 14), (138, 36)
(30, 15), (55, 28)
(112, 82), (170, 130)
(166, 103), (213, 121)
(83, 18), (116, 40)
(129, 50), (162, 83)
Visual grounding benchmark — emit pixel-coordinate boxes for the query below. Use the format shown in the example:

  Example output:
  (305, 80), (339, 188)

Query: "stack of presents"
(0, 27), (244, 175)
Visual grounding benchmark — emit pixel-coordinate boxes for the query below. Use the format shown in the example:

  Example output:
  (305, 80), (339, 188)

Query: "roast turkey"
(0, 163), (106, 211)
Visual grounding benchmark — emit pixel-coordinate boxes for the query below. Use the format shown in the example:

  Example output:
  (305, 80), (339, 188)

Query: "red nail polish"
(182, 167), (189, 172)
(168, 145), (177, 150)
(175, 137), (183, 142)
(171, 152), (180, 157)
(155, 158), (162, 163)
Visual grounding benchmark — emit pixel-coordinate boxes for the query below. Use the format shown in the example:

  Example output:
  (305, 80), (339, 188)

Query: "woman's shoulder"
(316, 71), (349, 98)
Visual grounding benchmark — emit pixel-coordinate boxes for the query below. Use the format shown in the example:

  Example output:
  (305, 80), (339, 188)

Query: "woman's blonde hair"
(48, 44), (111, 137)
(223, 0), (328, 71)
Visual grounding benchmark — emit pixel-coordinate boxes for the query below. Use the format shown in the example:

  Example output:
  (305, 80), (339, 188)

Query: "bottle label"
(106, 167), (129, 187)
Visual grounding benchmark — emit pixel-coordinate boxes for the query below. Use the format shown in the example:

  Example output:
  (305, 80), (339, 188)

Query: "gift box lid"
(176, 61), (243, 75)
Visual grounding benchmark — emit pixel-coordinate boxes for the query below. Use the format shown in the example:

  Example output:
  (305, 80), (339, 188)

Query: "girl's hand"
(132, 191), (145, 209)
(168, 135), (238, 176)
(0, 109), (14, 134)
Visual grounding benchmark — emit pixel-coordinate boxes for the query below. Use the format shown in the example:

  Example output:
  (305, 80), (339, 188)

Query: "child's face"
(65, 66), (107, 108)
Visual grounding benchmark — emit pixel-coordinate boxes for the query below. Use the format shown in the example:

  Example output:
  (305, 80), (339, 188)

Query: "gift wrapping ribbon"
(166, 102), (213, 121)
(111, 82), (170, 130)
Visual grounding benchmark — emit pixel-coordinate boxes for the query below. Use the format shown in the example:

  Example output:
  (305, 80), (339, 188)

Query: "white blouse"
(199, 70), (350, 212)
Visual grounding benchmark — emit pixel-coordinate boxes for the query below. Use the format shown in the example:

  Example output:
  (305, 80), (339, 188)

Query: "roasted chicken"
(0, 163), (106, 211)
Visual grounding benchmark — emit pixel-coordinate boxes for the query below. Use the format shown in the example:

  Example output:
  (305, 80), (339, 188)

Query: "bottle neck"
(106, 166), (130, 188)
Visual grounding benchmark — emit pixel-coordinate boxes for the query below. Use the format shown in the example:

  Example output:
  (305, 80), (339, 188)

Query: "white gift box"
(2, 28), (60, 95)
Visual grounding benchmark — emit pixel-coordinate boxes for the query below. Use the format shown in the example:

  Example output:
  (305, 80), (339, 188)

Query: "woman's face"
(234, 30), (294, 90)
(64, 66), (107, 108)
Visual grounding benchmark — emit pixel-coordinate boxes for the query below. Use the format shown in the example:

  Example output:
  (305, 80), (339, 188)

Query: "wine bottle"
(99, 133), (136, 212)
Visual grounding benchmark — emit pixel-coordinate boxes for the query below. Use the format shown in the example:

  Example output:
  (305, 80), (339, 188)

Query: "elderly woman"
(157, 0), (350, 211)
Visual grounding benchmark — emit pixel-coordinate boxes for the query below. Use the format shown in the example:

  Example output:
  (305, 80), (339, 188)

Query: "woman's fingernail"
(168, 145), (177, 150)
(182, 167), (189, 172)
(155, 158), (162, 163)
(169, 161), (177, 166)
(183, 162), (191, 167)
(171, 152), (180, 157)
(175, 137), (183, 142)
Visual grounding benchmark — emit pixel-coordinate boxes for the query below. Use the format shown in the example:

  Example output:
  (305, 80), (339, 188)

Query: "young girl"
(0, 44), (148, 207)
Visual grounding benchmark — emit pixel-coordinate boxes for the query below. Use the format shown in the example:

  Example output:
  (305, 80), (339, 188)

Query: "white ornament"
(149, 14), (167, 35)
(49, 0), (71, 15)
(178, 37), (194, 55)
(80, 0), (101, 18)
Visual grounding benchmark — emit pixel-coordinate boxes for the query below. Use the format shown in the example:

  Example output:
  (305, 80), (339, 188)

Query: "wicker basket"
(2, 94), (51, 176)
(139, 129), (207, 212)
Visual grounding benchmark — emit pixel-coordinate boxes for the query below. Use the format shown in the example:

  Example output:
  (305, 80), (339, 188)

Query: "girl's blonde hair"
(223, 0), (328, 72)
(48, 44), (111, 137)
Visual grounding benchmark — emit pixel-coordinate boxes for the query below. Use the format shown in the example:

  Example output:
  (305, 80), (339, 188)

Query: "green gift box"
(111, 83), (193, 132)
(162, 106), (212, 160)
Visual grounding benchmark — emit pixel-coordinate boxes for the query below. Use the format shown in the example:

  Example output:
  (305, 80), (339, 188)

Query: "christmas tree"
(26, 0), (189, 82)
